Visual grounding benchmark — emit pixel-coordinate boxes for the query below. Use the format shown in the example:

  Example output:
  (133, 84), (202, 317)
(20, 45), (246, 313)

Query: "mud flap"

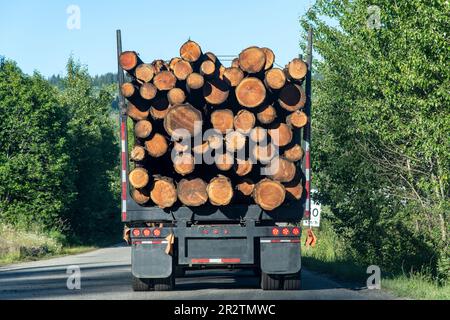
(260, 240), (301, 274)
(132, 244), (173, 278)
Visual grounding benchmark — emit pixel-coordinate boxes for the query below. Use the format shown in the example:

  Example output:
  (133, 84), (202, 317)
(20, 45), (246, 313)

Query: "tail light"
(292, 227), (300, 236)
(153, 228), (161, 237)
(132, 229), (141, 237)
(142, 228), (151, 237)
(272, 227), (280, 236)
(282, 227), (290, 235)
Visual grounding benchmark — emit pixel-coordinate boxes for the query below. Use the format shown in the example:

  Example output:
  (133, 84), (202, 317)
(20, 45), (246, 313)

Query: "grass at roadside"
(0, 224), (96, 266)
(300, 222), (449, 300)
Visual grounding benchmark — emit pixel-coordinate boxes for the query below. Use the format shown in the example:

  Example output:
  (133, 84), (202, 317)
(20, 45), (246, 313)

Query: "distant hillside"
(49, 72), (117, 89)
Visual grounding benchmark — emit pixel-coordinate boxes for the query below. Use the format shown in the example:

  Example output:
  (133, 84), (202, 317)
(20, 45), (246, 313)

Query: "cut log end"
(287, 110), (308, 128)
(134, 120), (153, 139)
(153, 71), (177, 91)
(211, 109), (234, 134)
(234, 110), (255, 134)
(127, 103), (150, 121)
(257, 104), (277, 124)
(150, 176), (177, 208)
(203, 79), (230, 105)
(180, 40), (202, 63)
(130, 145), (146, 162)
(285, 182), (303, 200)
(286, 58), (307, 81)
(235, 159), (253, 176)
(268, 123), (293, 147)
(253, 179), (285, 211)
(237, 179), (255, 196)
(129, 167), (149, 189)
(186, 73), (205, 90)
(278, 83), (306, 112)
(200, 60), (216, 77)
(223, 67), (244, 87)
(173, 60), (193, 81)
(119, 51), (138, 71)
(239, 46), (266, 74)
(265, 68), (286, 90)
(135, 64), (154, 83)
(215, 152), (234, 171)
(173, 153), (195, 176)
(266, 157), (296, 183)
(261, 47), (275, 70)
(207, 175), (234, 206)
(225, 131), (246, 152)
(164, 103), (203, 139)
(250, 126), (267, 143)
(132, 188), (150, 205)
(167, 88), (186, 105)
(177, 178), (208, 206)
(121, 83), (136, 98)
(140, 83), (157, 100)
(283, 144), (304, 162)
(144, 133), (168, 158)
(235, 77), (266, 108)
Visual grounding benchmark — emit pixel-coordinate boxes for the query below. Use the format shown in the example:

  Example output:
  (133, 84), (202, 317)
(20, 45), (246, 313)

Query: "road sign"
(303, 201), (321, 227)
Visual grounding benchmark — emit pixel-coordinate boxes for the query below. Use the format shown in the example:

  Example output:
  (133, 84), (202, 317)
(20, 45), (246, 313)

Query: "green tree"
(301, 0), (449, 279)
(58, 58), (120, 244)
(0, 58), (75, 232)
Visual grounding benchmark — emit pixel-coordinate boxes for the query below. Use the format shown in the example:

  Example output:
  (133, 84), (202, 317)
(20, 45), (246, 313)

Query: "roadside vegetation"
(0, 57), (122, 263)
(300, 0), (448, 299)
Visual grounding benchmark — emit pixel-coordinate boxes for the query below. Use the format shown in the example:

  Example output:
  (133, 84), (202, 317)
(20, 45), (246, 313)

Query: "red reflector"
(222, 258), (241, 263)
(153, 229), (161, 237)
(143, 229), (151, 237)
(213, 229), (219, 234)
(202, 229), (209, 235)
(282, 228), (290, 235)
(272, 227), (280, 236)
(132, 229), (140, 237)
(292, 227), (300, 236)
(224, 229), (229, 235)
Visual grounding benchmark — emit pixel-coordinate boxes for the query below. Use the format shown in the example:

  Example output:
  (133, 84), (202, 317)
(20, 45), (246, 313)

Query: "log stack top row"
(120, 40), (308, 211)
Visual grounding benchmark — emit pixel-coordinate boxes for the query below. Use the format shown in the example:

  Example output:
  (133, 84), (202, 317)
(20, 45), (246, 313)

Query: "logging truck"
(116, 29), (313, 291)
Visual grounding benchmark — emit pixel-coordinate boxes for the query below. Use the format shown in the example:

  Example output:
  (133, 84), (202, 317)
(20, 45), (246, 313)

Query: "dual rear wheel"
(260, 270), (301, 290)
(132, 274), (175, 291)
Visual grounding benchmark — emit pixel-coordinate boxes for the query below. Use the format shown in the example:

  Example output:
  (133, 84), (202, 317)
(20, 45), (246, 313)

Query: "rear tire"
(261, 272), (281, 290)
(152, 274), (175, 291)
(132, 275), (152, 291)
(283, 271), (301, 290)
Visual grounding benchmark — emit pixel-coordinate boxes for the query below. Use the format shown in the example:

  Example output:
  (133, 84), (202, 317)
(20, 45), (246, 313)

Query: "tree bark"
(129, 167), (150, 189)
(253, 179), (285, 211)
(144, 133), (168, 158)
(235, 77), (266, 108)
(207, 175), (234, 206)
(150, 176), (177, 208)
(177, 178), (208, 206)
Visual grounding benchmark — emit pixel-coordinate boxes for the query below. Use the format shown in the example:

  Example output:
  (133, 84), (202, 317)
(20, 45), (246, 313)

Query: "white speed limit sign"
(303, 201), (321, 227)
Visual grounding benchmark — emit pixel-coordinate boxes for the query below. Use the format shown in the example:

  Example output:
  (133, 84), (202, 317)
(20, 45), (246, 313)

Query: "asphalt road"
(0, 245), (397, 300)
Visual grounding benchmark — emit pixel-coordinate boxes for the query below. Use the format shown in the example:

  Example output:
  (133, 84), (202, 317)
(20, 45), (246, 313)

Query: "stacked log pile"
(120, 40), (307, 211)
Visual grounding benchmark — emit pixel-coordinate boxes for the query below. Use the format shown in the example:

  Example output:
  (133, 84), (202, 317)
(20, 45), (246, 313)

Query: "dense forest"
(0, 57), (121, 244)
(301, 0), (448, 281)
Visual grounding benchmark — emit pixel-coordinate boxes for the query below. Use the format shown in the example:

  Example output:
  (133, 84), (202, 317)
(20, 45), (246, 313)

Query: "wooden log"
(139, 83), (157, 100)
(177, 178), (208, 206)
(173, 141), (189, 153)
(219, 65), (226, 80)
(268, 123), (293, 147)
(164, 103), (203, 139)
(193, 141), (209, 154)
(134, 120), (153, 139)
(186, 72), (204, 90)
(261, 47), (275, 70)
(135, 64), (154, 83)
(252, 144), (276, 163)
(203, 79), (229, 105)
(130, 145), (146, 162)
(207, 175), (233, 206)
(257, 104), (277, 125)
(152, 59), (169, 73)
(169, 57), (181, 71)
(121, 82), (137, 98)
(278, 83), (306, 112)
(127, 103), (149, 121)
(234, 110), (255, 134)
(249, 126), (267, 143)
(266, 157), (296, 182)
(285, 58), (307, 81)
(264, 68), (286, 90)
(172, 59), (193, 81)
(132, 188), (150, 205)
(129, 167), (149, 189)
(238, 46), (266, 74)
(210, 109), (234, 134)
(285, 182), (303, 200)
(253, 179), (285, 211)
(225, 131), (246, 152)
(180, 40), (202, 63)
(153, 71), (177, 91)
(167, 88), (186, 105)
(206, 132), (223, 150)
(200, 60), (216, 78)
(215, 152), (234, 171)
(223, 67), (244, 87)
(235, 159), (253, 176)
(236, 179), (255, 196)
(283, 144), (304, 162)
(144, 133), (168, 158)
(204, 52), (218, 63)
(173, 153), (195, 176)
(231, 58), (240, 68)
(119, 51), (141, 71)
(286, 110), (308, 128)
(150, 106), (170, 120)
(235, 77), (266, 108)
(150, 176), (177, 208)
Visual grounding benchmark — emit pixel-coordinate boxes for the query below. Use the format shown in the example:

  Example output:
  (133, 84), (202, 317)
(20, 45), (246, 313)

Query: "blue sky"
(0, 0), (313, 77)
